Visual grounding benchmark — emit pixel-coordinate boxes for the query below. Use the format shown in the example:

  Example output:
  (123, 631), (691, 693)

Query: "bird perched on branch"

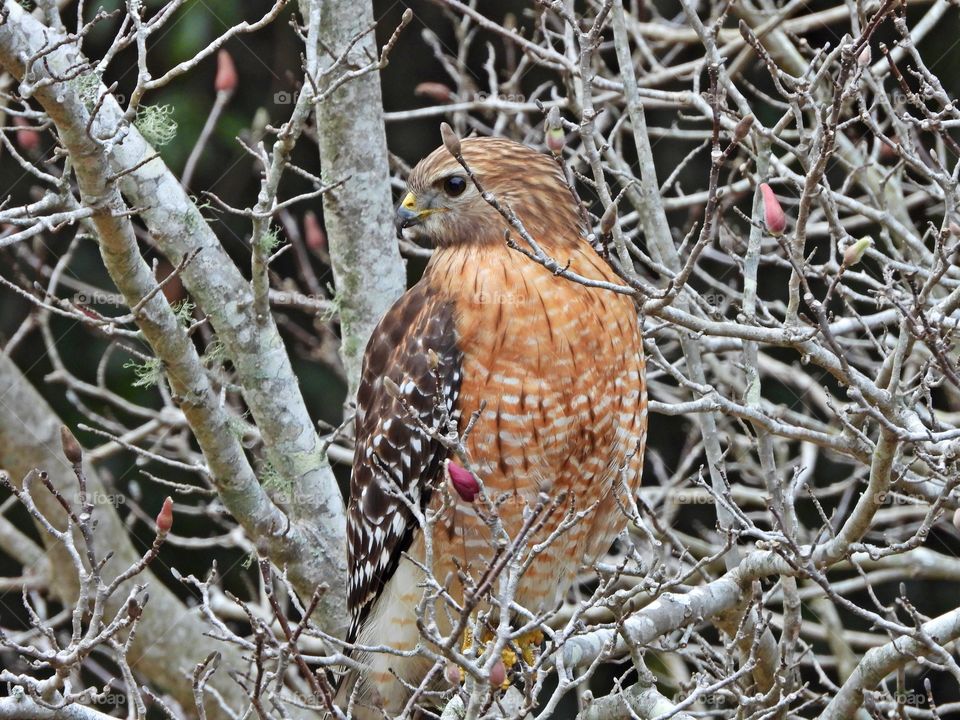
(337, 125), (646, 718)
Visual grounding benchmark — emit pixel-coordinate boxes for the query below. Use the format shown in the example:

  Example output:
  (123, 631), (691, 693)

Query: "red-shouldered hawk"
(336, 128), (647, 718)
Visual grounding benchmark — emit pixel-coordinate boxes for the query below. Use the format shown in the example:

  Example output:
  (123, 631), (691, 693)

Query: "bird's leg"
(457, 622), (474, 684)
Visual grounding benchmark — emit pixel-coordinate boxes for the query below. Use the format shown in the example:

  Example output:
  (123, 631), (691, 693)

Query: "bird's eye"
(443, 175), (467, 197)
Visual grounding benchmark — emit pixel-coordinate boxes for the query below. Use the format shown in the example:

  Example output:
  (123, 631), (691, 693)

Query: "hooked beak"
(395, 192), (431, 238)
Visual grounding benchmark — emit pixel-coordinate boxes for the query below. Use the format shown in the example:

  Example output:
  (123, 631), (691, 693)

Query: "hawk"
(336, 128), (647, 717)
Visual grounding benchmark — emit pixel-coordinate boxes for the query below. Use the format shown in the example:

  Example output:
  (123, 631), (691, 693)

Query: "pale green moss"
(124, 357), (163, 388)
(136, 104), (177, 147)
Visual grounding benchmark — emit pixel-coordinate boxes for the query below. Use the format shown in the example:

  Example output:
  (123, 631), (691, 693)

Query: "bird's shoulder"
(348, 278), (465, 638)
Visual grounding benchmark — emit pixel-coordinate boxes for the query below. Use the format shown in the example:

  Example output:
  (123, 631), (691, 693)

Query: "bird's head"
(396, 131), (583, 248)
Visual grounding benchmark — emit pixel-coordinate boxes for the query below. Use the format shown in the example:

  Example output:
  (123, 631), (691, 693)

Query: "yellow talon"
(517, 629), (544, 666)
(456, 623), (544, 689)
(457, 626), (475, 681)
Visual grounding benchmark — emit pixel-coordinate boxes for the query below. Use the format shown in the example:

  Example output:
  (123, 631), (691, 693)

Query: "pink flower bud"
(878, 140), (898, 163)
(445, 662), (462, 686)
(545, 127), (565, 155)
(214, 50), (238, 93)
(760, 183), (786, 236)
(14, 116), (39, 152)
(156, 496), (174, 534)
(489, 658), (507, 688)
(414, 82), (453, 104)
(447, 460), (478, 503)
(304, 211), (326, 252)
(732, 114), (754, 143)
(544, 107), (565, 155)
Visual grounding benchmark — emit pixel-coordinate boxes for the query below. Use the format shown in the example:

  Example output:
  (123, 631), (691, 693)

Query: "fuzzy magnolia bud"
(250, 107), (270, 145)
(760, 183), (786, 236)
(599, 202), (618, 236)
(953, 507), (960, 531)
(382, 376), (401, 399)
(732, 114), (755, 144)
(215, 50), (238, 93)
(303, 211), (326, 252)
(60, 425), (83, 465)
(858, 45), (872, 67)
(445, 662), (462, 686)
(14, 116), (39, 152)
(843, 237), (872, 266)
(127, 596), (143, 621)
(440, 122), (461, 158)
(414, 82), (453, 104)
(156, 496), (174, 534)
(447, 460), (478, 503)
(544, 107), (565, 155)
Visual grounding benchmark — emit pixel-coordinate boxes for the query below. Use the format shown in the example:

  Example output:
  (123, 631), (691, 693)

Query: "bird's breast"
(424, 243), (646, 594)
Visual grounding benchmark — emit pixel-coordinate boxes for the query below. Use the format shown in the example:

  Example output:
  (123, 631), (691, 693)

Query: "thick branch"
(0, 1), (348, 634)
(312, 0), (406, 396)
(0, 352), (251, 718)
(822, 607), (960, 719)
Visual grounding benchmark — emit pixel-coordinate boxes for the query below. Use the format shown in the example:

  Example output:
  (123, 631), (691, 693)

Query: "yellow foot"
(515, 628), (544, 667)
(457, 625), (474, 683)
(456, 624), (544, 689)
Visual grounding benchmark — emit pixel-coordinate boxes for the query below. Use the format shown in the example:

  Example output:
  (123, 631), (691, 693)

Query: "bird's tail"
(332, 664), (355, 711)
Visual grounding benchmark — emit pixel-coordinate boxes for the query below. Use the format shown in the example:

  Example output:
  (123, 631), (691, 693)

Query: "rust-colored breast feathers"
(426, 242), (647, 609)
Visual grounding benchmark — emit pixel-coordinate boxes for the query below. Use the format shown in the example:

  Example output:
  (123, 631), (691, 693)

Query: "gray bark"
(0, 693), (113, 720)
(314, 0), (407, 396)
(822, 607), (960, 719)
(0, 352), (249, 719)
(0, 0), (349, 636)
